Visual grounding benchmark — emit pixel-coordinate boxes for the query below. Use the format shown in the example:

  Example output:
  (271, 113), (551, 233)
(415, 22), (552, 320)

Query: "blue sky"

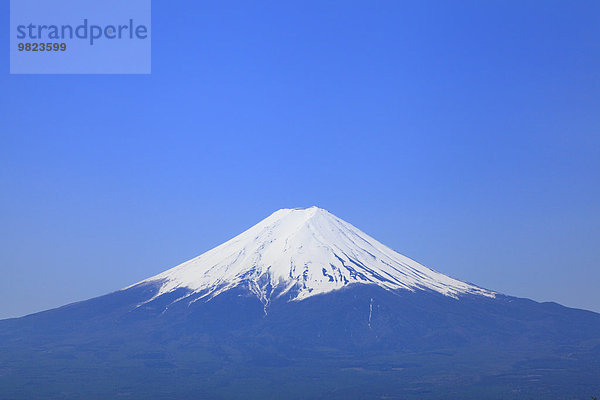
(1, 0), (599, 318)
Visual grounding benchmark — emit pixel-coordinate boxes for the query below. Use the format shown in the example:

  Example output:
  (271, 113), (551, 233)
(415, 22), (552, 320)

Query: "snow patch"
(128, 207), (494, 305)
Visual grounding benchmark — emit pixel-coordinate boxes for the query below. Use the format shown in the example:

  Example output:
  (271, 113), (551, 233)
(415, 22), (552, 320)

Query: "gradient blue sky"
(1, 0), (599, 319)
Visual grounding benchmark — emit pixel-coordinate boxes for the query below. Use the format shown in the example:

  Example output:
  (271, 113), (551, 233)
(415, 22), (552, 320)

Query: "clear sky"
(1, 0), (599, 319)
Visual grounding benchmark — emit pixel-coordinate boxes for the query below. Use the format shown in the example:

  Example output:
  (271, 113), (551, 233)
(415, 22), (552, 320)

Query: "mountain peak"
(133, 208), (494, 304)
(272, 206), (326, 217)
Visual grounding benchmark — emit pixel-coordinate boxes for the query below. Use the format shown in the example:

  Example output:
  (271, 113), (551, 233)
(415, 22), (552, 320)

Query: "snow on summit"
(134, 207), (494, 304)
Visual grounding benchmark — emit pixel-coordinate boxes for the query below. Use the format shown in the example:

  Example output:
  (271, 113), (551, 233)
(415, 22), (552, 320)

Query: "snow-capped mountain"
(134, 207), (493, 306)
(2, 207), (600, 400)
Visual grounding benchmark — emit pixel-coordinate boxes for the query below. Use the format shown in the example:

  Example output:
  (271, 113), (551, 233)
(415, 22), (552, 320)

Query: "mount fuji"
(1, 207), (599, 400)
